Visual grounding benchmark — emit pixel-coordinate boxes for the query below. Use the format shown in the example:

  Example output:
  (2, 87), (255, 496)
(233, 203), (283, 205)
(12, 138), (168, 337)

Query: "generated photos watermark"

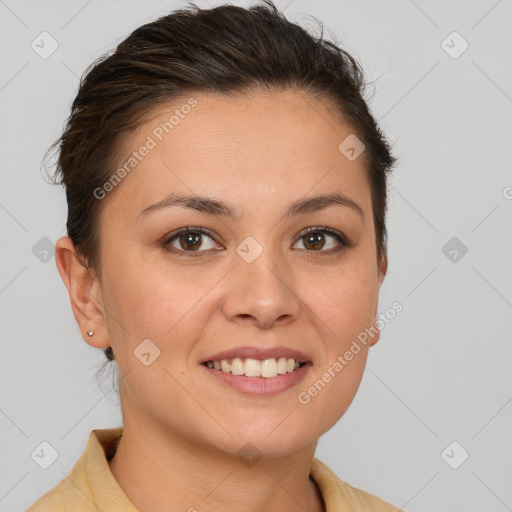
(93, 97), (198, 200)
(297, 301), (403, 405)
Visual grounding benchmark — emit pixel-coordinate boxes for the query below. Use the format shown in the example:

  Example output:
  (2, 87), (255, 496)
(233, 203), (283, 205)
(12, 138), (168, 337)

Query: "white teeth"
(244, 358), (261, 377)
(231, 357), (244, 376)
(261, 358), (278, 378)
(206, 357), (304, 377)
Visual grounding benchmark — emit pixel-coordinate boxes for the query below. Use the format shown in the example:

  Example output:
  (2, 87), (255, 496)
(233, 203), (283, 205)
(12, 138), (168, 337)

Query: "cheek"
(306, 261), (378, 339)
(300, 352), (368, 438)
(294, 268), (376, 433)
(101, 253), (221, 347)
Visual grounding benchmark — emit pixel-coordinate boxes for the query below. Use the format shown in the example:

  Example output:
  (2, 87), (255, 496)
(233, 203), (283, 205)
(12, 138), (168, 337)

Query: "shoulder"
(335, 480), (401, 511)
(25, 487), (66, 512)
(311, 457), (401, 511)
(25, 427), (126, 511)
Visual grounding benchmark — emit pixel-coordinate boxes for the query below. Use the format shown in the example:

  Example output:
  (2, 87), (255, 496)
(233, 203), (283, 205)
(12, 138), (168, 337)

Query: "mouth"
(199, 346), (312, 396)
(201, 357), (306, 378)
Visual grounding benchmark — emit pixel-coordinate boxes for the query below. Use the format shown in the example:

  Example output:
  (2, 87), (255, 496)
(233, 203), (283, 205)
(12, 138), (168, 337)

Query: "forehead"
(105, 90), (371, 215)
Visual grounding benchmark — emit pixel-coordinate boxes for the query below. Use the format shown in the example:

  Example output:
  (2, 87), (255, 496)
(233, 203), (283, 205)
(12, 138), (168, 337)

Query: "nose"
(221, 246), (301, 329)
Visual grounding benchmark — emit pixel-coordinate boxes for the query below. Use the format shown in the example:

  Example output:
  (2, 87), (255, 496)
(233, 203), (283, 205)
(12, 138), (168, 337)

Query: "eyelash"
(161, 226), (353, 258)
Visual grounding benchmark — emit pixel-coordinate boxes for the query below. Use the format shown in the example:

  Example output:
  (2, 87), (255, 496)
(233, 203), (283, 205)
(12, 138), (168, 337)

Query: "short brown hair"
(46, 0), (396, 364)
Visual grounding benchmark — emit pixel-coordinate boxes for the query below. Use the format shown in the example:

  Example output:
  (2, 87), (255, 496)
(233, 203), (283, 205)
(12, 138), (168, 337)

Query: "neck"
(108, 415), (325, 512)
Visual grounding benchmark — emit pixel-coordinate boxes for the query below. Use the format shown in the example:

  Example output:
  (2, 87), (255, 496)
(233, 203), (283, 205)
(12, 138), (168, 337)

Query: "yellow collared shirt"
(27, 428), (400, 511)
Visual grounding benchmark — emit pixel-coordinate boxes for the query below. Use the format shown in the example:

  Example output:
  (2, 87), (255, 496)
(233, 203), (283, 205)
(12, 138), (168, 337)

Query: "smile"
(202, 357), (305, 378)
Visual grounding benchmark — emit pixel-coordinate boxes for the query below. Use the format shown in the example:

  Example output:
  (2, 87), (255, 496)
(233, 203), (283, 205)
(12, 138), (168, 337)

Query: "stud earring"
(86, 330), (94, 337)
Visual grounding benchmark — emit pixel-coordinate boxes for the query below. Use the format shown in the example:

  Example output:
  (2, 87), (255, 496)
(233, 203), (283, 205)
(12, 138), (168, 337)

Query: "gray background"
(1, 0), (511, 510)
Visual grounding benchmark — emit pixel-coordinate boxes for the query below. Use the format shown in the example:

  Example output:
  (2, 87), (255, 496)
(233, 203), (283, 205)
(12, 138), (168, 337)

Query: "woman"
(28, 1), (398, 510)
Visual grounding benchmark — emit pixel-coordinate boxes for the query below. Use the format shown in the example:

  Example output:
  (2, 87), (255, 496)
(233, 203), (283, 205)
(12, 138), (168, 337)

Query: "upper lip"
(201, 345), (311, 364)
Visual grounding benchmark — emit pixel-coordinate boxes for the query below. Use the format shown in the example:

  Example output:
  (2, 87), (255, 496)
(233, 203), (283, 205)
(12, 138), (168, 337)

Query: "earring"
(86, 330), (94, 337)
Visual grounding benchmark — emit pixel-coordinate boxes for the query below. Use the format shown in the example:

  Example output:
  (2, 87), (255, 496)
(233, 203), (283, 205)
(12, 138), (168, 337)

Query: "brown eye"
(293, 227), (350, 252)
(164, 228), (220, 255)
(303, 232), (326, 250)
(179, 232), (203, 251)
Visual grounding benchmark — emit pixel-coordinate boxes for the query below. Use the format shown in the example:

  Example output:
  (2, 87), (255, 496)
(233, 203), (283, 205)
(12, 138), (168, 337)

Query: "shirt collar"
(67, 427), (348, 511)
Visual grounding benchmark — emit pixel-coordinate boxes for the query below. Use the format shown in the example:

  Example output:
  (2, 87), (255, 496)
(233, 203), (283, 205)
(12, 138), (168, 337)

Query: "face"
(89, 90), (386, 457)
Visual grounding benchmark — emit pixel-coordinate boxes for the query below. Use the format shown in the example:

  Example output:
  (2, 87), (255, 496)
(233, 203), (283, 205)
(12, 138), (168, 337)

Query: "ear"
(55, 236), (110, 349)
(377, 251), (388, 287)
(369, 251), (388, 347)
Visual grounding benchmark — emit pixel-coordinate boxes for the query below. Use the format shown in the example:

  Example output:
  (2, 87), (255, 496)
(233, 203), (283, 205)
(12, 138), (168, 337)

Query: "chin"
(212, 420), (316, 459)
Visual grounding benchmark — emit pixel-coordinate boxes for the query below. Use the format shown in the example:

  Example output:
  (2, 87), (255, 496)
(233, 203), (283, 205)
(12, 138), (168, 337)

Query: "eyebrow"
(138, 191), (364, 221)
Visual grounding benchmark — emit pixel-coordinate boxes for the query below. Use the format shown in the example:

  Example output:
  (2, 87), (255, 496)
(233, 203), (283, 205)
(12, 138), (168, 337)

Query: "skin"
(56, 89), (387, 512)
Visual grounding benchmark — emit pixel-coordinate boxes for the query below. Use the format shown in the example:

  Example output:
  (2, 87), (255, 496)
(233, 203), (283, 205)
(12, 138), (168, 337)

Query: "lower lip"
(201, 363), (311, 396)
